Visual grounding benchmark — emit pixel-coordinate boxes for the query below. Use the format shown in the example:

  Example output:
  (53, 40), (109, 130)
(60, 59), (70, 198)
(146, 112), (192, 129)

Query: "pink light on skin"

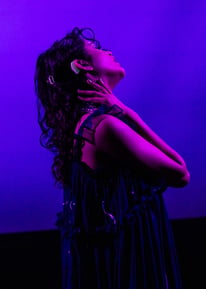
(72, 40), (126, 91)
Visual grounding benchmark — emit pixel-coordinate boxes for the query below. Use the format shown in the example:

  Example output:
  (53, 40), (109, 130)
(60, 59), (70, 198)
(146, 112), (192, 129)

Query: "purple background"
(0, 0), (205, 233)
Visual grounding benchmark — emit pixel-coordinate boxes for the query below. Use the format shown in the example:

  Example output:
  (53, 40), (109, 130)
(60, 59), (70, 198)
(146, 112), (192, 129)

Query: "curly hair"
(34, 27), (102, 189)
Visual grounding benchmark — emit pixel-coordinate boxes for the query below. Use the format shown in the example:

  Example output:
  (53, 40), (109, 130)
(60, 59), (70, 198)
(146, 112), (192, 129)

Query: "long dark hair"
(34, 27), (102, 189)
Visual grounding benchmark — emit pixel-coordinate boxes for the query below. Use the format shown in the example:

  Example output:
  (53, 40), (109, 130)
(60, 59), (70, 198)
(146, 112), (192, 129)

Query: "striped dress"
(56, 104), (183, 289)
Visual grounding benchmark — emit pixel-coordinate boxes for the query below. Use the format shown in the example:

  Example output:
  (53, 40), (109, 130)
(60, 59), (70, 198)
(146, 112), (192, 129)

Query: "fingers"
(77, 89), (102, 102)
(86, 79), (106, 92)
(87, 78), (112, 94)
(77, 96), (103, 103)
(77, 89), (102, 96)
(98, 78), (112, 93)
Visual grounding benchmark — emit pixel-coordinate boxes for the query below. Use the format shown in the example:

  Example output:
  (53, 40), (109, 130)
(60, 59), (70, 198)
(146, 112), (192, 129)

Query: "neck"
(100, 74), (123, 91)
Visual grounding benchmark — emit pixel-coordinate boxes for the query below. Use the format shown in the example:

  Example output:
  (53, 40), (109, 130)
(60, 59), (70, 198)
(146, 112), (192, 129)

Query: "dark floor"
(0, 217), (205, 289)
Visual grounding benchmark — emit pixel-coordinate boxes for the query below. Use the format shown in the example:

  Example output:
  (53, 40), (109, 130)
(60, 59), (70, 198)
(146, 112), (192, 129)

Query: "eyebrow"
(87, 40), (110, 52)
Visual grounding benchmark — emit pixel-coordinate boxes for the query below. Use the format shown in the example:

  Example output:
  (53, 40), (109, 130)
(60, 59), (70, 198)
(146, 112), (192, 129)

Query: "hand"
(77, 78), (126, 110)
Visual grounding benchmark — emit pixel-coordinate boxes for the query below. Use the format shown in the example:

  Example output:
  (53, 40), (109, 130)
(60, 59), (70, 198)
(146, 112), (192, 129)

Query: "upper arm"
(95, 115), (189, 188)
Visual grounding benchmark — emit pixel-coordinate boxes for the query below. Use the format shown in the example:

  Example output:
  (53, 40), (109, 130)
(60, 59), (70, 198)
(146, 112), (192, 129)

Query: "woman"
(35, 27), (190, 289)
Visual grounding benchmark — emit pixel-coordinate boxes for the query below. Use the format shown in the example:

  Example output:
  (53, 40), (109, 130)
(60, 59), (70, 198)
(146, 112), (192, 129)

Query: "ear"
(71, 59), (93, 73)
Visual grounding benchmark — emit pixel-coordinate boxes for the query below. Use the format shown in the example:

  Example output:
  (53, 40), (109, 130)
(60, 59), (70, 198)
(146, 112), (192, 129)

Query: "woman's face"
(73, 40), (125, 90)
(84, 40), (125, 80)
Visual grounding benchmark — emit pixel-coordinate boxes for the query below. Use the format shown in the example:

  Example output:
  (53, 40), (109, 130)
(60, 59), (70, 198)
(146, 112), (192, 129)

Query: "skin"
(72, 40), (127, 169)
(72, 40), (126, 91)
(72, 41), (190, 186)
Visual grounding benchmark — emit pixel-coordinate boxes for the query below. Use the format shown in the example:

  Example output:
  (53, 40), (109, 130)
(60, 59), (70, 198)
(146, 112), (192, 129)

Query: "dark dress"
(55, 104), (183, 289)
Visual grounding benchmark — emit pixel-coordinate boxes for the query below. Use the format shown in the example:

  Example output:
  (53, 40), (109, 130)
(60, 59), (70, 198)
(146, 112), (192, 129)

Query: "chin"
(118, 66), (126, 79)
(106, 66), (126, 81)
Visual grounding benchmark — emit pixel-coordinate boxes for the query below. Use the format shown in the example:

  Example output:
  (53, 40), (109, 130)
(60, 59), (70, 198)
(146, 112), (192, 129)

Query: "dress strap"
(72, 104), (137, 161)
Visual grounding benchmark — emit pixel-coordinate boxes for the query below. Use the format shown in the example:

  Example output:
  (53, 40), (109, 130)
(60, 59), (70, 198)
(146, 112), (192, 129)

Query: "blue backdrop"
(0, 0), (205, 233)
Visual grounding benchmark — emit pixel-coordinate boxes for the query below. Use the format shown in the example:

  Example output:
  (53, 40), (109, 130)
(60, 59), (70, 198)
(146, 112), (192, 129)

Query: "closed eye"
(91, 40), (111, 53)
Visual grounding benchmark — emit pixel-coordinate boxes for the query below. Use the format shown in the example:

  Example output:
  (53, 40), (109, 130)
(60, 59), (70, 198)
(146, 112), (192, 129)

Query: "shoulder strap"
(74, 104), (124, 143)
(72, 104), (137, 160)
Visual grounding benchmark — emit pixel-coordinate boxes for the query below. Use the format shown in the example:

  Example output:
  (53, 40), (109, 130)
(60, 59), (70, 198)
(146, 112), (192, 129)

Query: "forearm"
(123, 106), (187, 169)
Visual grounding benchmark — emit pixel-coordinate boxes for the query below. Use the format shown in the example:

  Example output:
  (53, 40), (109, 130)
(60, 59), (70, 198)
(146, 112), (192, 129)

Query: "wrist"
(110, 98), (128, 116)
(116, 102), (130, 117)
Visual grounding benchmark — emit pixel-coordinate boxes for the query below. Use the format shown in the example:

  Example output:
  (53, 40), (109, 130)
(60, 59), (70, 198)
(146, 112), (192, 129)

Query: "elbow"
(179, 169), (191, 187)
(171, 169), (191, 188)
(165, 169), (191, 188)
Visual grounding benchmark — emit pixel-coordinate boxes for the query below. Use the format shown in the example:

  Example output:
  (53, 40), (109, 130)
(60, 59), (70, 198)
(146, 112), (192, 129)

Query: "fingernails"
(99, 78), (104, 84)
(87, 79), (93, 84)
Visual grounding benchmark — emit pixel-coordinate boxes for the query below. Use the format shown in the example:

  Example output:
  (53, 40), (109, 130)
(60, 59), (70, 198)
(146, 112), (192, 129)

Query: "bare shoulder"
(75, 113), (110, 134)
(94, 114), (137, 154)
